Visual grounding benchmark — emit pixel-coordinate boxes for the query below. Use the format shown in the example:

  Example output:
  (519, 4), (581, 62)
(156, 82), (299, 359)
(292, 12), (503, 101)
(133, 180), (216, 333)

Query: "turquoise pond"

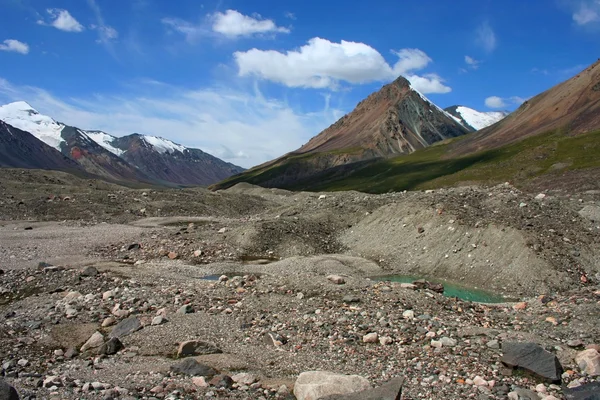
(373, 275), (510, 303)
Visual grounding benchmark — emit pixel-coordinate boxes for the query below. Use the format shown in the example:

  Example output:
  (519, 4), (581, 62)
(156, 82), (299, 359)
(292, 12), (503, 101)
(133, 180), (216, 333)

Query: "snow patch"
(455, 106), (507, 130)
(0, 101), (65, 150)
(142, 135), (187, 154)
(85, 130), (124, 156)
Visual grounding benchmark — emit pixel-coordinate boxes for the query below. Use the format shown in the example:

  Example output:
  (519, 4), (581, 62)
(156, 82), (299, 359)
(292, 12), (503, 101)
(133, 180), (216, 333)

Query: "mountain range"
(0, 101), (244, 186)
(213, 60), (600, 192)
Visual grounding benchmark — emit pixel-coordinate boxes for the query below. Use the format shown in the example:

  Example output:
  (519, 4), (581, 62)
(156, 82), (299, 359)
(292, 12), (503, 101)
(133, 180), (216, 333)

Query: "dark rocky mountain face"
(110, 134), (245, 186)
(0, 121), (83, 173)
(57, 127), (153, 183)
(298, 76), (468, 157)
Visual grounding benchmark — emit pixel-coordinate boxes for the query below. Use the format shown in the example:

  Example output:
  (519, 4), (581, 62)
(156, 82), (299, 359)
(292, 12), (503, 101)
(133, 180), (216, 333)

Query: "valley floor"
(0, 169), (599, 399)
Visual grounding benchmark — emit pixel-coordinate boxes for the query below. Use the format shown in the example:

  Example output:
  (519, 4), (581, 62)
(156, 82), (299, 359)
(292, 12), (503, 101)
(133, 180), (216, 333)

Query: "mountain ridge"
(0, 101), (244, 186)
(212, 76), (469, 190)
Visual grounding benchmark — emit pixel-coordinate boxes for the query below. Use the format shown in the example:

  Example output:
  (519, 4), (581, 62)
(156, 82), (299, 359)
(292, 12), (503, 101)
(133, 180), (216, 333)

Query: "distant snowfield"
(0, 101), (65, 150)
(142, 135), (187, 154)
(84, 130), (124, 156)
(455, 106), (507, 130)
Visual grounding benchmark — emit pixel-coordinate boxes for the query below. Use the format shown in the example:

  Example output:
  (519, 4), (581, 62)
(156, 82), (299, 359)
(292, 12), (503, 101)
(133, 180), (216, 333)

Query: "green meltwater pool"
(373, 275), (510, 303)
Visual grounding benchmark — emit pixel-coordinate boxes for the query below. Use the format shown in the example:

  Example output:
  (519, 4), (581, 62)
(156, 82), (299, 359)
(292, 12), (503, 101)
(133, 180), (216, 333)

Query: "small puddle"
(374, 275), (510, 303)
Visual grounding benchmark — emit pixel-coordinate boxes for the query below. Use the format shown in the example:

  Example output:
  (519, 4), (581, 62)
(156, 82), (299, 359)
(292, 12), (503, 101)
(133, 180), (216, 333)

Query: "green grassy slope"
(303, 129), (600, 193)
(212, 128), (600, 193)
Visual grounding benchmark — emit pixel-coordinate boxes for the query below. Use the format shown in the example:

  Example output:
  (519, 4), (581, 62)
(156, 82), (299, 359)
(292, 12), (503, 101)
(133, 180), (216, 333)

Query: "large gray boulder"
(110, 317), (142, 338)
(322, 377), (403, 400)
(293, 371), (371, 400)
(0, 379), (19, 400)
(170, 358), (217, 378)
(501, 342), (563, 383)
(177, 340), (222, 358)
(564, 382), (600, 400)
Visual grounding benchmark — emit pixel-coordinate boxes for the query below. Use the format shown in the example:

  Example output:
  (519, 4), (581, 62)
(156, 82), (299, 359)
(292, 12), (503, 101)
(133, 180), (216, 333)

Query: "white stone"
(80, 331), (104, 353)
(327, 275), (345, 285)
(231, 373), (257, 385)
(402, 310), (415, 319)
(293, 371), (371, 400)
(575, 349), (600, 376)
(362, 333), (378, 343)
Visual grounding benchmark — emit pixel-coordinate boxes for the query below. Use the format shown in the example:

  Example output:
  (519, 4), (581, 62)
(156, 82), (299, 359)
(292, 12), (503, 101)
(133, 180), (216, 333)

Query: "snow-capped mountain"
(0, 101), (66, 149)
(0, 101), (244, 185)
(444, 106), (509, 132)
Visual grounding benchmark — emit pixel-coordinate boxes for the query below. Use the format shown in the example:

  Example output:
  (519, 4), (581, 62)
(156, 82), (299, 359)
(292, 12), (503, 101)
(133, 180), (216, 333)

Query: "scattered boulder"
(0, 379), (19, 400)
(80, 266), (98, 277)
(508, 388), (540, 400)
(327, 275), (346, 285)
(110, 317), (142, 338)
(80, 331), (104, 353)
(177, 304), (193, 314)
(209, 374), (234, 389)
(170, 358), (217, 378)
(563, 382), (600, 400)
(231, 373), (257, 385)
(322, 377), (403, 400)
(342, 295), (360, 303)
(412, 280), (444, 293)
(151, 316), (166, 326)
(177, 340), (222, 358)
(293, 371), (371, 400)
(262, 332), (287, 346)
(99, 337), (123, 355)
(501, 342), (563, 383)
(363, 333), (378, 343)
(575, 349), (600, 376)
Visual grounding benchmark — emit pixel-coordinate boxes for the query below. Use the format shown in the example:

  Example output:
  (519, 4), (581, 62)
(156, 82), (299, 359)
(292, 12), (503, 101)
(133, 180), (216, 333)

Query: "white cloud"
(0, 39), (29, 55)
(39, 9), (84, 32)
(485, 96), (506, 109)
(475, 21), (496, 52)
(162, 9), (289, 42)
(485, 95), (526, 109)
(284, 12), (297, 20)
(234, 38), (451, 93)
(211, 9), (290, 37)
(464, 55), (481, 70)
(0, 78), (343, 168)
(91, 24), (119, 42)
(573, 1), (600, 25)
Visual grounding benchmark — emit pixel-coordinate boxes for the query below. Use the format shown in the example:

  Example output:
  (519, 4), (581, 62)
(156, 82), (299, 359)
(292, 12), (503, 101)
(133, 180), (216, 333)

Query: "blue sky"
(0, 0), (598, 168)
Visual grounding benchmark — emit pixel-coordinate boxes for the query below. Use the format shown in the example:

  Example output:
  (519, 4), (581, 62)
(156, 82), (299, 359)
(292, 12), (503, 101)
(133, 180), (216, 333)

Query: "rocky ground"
(1, 168), (599, 399)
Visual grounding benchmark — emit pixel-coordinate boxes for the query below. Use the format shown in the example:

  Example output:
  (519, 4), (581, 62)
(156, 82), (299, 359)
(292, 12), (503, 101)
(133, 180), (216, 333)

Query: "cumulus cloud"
(485, 95), (526, 109)
(572, 0), (600, 25)
(162, 9), (289, 42)
(0, 39), (29, 55)
(475, 21), (496, 52)
(234, 38), (451, 93)
(39, 9), (84, 32)
(0, 77), (343, 168)
(211, 9), (290, 37)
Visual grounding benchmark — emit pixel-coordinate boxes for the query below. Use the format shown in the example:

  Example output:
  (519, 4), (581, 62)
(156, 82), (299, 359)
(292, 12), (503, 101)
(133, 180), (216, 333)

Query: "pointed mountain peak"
(1, 101), (39, 114)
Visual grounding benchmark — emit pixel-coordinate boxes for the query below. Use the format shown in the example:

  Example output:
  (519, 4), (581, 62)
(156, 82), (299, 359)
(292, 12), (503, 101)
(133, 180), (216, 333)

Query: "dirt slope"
(452, 59), (600, 156)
